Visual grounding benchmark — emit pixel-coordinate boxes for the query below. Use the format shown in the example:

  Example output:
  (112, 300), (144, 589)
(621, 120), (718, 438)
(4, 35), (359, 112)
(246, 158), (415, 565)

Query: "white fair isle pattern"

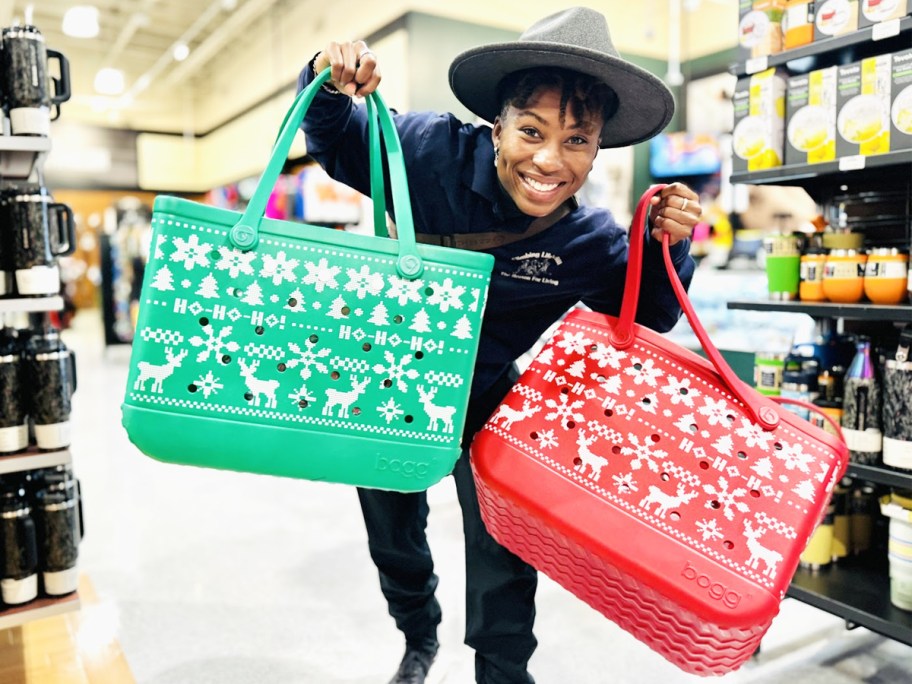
(127, 214), (490, 448)
(481, 315), (845, 591)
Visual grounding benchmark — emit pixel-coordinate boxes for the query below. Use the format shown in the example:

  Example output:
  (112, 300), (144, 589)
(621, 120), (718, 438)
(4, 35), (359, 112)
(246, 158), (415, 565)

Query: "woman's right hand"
(313, 40), (381, 97)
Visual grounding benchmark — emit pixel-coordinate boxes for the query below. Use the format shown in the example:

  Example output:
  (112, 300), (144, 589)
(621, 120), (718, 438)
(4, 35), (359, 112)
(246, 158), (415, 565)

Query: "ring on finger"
(681, 198), (689, 213)
(358, 47), (373, 60)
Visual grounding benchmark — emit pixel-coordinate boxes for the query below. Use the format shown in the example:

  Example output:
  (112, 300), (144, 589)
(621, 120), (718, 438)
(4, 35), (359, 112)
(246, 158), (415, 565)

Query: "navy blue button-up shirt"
(298, 67), (695, 402)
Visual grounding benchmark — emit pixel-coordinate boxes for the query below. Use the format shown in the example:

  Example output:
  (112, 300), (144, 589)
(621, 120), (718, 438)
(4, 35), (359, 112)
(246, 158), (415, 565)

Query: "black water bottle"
(0, 326), (28, 453)
(23, 324), (76, 450)
(0, 482), (39, 605)
(36, 481), (80, 596)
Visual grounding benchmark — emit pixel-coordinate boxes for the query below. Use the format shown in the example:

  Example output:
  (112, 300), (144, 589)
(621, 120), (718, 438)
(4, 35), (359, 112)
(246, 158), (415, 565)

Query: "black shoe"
(388, 641), (439, 684)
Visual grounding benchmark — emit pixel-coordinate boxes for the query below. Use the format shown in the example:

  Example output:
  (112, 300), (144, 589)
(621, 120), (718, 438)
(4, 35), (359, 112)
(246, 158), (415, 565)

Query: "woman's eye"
(520, 127), (540, 138)
(569, 136), (588, 145)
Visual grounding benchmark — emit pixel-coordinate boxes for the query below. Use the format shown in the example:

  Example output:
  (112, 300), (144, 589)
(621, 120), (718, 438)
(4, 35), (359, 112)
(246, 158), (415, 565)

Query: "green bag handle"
(231, 67), (423, 279)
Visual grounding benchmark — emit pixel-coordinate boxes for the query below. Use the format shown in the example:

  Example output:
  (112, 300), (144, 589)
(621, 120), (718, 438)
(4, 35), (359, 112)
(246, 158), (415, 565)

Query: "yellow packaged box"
(815, 0), (860, 40)
(786, 66), (838, 164)
(733, 68), (787, 172)
(892, 48), (912, 150)
(836, 55), (893, 157)
(739, 0), (786, 60)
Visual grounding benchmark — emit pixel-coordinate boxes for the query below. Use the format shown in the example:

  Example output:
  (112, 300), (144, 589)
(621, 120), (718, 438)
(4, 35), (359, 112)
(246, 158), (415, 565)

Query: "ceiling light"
(62, 6), (100, 38)
(172, 42), (190, 62)
(94, 68), (125, 95)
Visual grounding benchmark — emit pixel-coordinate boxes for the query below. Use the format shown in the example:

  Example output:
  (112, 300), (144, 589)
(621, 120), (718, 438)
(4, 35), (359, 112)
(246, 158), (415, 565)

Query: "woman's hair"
(496, 67), (619, 132)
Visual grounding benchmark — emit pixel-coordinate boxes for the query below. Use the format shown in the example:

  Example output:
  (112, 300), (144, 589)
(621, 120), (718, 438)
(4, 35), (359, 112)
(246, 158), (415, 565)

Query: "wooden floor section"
(0, 576), (135, 684)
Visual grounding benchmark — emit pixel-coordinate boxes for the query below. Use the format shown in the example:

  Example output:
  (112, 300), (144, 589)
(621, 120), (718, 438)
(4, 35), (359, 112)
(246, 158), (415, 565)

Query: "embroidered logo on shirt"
(501, 251), (562, 287)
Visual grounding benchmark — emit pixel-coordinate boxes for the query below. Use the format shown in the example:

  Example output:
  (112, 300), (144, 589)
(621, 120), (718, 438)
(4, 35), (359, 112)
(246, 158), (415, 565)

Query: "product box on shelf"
(891, 48), (912, 150)
(784, 0), (817, 49)
(786, 66), (838, 164)
(733, 67), (787, 172)
(858, 0), (910, 29)
(739, 0), (786, 61)
(815, 0), (860, 40)
(836, 54), (893, 157)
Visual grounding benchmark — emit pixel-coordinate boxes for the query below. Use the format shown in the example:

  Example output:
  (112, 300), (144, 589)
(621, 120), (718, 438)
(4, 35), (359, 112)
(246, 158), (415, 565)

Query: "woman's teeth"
(523, 177), (559, 192)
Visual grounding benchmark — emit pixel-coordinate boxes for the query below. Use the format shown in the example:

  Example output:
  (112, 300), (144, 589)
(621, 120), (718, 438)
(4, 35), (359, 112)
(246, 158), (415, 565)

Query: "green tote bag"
(121, 71), (495, 491)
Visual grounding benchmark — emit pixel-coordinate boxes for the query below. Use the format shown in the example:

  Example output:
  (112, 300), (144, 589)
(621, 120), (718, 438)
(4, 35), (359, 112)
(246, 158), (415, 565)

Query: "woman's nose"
(532, 145), (562, 172)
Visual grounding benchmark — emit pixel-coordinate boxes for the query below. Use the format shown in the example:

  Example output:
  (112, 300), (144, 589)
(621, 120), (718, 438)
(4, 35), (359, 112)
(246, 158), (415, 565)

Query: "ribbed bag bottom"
(473, 471), (769, 676)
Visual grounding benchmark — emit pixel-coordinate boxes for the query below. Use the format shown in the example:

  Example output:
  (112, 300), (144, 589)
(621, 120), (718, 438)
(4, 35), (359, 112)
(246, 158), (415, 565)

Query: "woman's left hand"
(648, 182), (701, 246)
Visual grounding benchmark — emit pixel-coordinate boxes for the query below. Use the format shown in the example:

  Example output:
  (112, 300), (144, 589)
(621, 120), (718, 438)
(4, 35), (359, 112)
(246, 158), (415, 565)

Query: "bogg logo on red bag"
(681, 562), (742, 609)
(376, 456), (429, 477)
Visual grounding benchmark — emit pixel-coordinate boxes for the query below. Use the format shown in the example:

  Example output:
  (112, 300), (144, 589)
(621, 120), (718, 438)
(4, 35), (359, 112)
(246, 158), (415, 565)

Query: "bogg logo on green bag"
(376, 455), (430, 477)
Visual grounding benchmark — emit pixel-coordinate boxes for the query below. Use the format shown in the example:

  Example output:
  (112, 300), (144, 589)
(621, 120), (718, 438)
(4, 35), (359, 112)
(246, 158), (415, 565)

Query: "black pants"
(357, 373), (537, 684)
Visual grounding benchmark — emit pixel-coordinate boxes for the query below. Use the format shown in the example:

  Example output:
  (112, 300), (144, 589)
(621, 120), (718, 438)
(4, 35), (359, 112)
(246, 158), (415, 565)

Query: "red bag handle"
(610, 185), (780, 431)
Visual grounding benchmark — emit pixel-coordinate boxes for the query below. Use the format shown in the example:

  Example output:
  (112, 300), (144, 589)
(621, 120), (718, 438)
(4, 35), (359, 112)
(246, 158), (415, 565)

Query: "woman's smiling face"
(492, 85), (602, 218)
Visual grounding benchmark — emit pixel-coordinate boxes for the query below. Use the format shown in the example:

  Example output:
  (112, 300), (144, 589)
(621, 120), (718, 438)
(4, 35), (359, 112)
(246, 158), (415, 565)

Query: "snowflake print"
(286, 340), (331, 380)
(621, 434), (668, 472)
(702, 477), (750, 521)
(696, 518), (725, 542)
(386, 275), (425, 306)
(193, 370), (223, 398)
(660, 376), (700, 407)
(215, 245), (257, 278)
(590, 342), (627, 369)
(377, 398), (405, 424)
(344, 265), (385, 300)
(612, 472), (638, 495)
(544, 393), (585, 430)
(373, 351), (420, 392)
(697, 396), (731, 426)
(188, 324), (241, 362)
(427, 278), (465, 313)
(302, 258), (341, 292)
(171, 234), (211, 270)
(555, 332), (592, 356)
(774, 441), (814, 474)
(537, 429), (559, 449)
(259, 250), (300, 286)
(623, 356), (663, 387)
(735, 418), (776, 450)
(288, 384), (317, 408)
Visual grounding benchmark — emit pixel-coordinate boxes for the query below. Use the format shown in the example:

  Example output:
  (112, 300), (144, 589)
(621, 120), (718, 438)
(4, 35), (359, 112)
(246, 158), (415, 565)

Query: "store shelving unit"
(728, 18), (912, 646)
(0, 138), (80, 626)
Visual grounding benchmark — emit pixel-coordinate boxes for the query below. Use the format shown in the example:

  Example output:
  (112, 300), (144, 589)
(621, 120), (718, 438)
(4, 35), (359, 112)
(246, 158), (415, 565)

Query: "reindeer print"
(416, 385), (457, 433)
(639, 483), (699, 518)
(743, 520), (782, 578)
(134, 347), (188, 394)
(574, 429), (609, 481)
(490, 399), (542, 430)
(323, 376), (370, 418)
(238, 359), (280, 409)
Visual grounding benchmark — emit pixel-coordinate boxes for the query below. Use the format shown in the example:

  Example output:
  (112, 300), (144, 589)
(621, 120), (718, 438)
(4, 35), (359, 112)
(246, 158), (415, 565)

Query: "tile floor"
(59, 309), (911, 684)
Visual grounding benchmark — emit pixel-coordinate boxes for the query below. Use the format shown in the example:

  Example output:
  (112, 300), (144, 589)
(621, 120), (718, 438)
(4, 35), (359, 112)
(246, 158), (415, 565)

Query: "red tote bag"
(470, 185), (848, 676)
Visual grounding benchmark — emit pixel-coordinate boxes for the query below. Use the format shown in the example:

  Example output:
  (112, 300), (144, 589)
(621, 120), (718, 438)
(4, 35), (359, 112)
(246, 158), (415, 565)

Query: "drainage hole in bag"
(723, 540), (735, 550)
(650, 434), (660, 443)
(222, 354), (232, 364)
(415, 351), (424, 360)
(424, 287), (434, 296)
(567, 421), (576, 429)
(404, 415), (414, 423)
(309, 334), (319, 343)
(737, 450), (748, 460)
(288, 297), (298, 307)
(331, 371), (340, 380)
(611, 446), (621, 454)
(341, 307), (351, 316)
(750, 489), (761, 498)
(244, 392), (254, 401)
(199, 317), (209, 326)
(560, 387), (569, 395)
(603, 408), (613, 417)
(255, 326), (265, 335)
(530, 431), (539, 440)
(710, 500), (721, 509)
(393, 315), (404, 324)
(699, 460), (710, 470)
(352, 407), (362, 416)
(669, 512), (681, 521)
(382, 379), (393, 388)
(298, 399), (309, 408)
(362, 343), (372, 352)
(188, 384), (198, 393)
(277, 363), (287, 372)
(660, 472), (671, 481)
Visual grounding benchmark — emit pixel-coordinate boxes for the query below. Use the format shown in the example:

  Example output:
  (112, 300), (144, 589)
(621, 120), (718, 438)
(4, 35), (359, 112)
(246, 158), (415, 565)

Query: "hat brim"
(448, 43), (675, 148)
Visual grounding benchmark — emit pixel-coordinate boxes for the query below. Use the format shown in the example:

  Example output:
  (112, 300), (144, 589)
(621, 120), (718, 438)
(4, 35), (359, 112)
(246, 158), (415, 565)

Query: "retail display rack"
(727, 20), (912, 647)
(0, 137), (81, 628)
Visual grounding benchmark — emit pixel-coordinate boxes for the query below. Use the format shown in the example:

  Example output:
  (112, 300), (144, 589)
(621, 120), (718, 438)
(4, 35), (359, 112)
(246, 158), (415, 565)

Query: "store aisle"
(61, 309), (911, 684)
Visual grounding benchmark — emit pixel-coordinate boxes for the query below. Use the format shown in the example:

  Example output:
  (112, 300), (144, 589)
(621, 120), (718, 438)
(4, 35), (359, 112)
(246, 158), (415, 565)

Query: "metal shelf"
(846, 462), (912, 489)
(787, 554), (912, 646)
(729, 151), (912, 188)
(0, 295), (64, 313)
(0, 449), (71, 476)
(0, 592), (80, 631)
(727, 300), (912, 323)
(732, 16), (912, 76)
(0, 135), (51, 179)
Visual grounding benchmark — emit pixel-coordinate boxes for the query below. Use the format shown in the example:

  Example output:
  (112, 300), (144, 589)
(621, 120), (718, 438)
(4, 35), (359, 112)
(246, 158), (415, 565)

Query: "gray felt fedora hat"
(448, 6), (675, 148)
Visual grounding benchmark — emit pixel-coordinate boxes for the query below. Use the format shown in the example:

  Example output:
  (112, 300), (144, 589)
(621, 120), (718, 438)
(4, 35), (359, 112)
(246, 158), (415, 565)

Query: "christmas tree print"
(151, 265), (174, 291)
(567, 359), (587, 378)
(196, 273), (219, 299)
(327, 295), (349, 320)
(285, 288), (306, 312)
(409, 308), (431, 333)
(368, 302), (390, 326)
(241, 281), (264, 306)
(451, 315), (473, 340)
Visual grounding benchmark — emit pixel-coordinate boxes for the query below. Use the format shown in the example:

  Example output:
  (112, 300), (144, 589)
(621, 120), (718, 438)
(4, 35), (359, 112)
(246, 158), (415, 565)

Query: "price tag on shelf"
(839, 155), (867, 171)
(745, 56), (769, 74)
(872, 19), (901, 40)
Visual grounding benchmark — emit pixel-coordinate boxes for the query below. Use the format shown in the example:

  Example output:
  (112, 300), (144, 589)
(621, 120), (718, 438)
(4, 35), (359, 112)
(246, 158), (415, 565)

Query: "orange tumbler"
(822, 249), (867, 303)
(864, 248), (908, 305)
